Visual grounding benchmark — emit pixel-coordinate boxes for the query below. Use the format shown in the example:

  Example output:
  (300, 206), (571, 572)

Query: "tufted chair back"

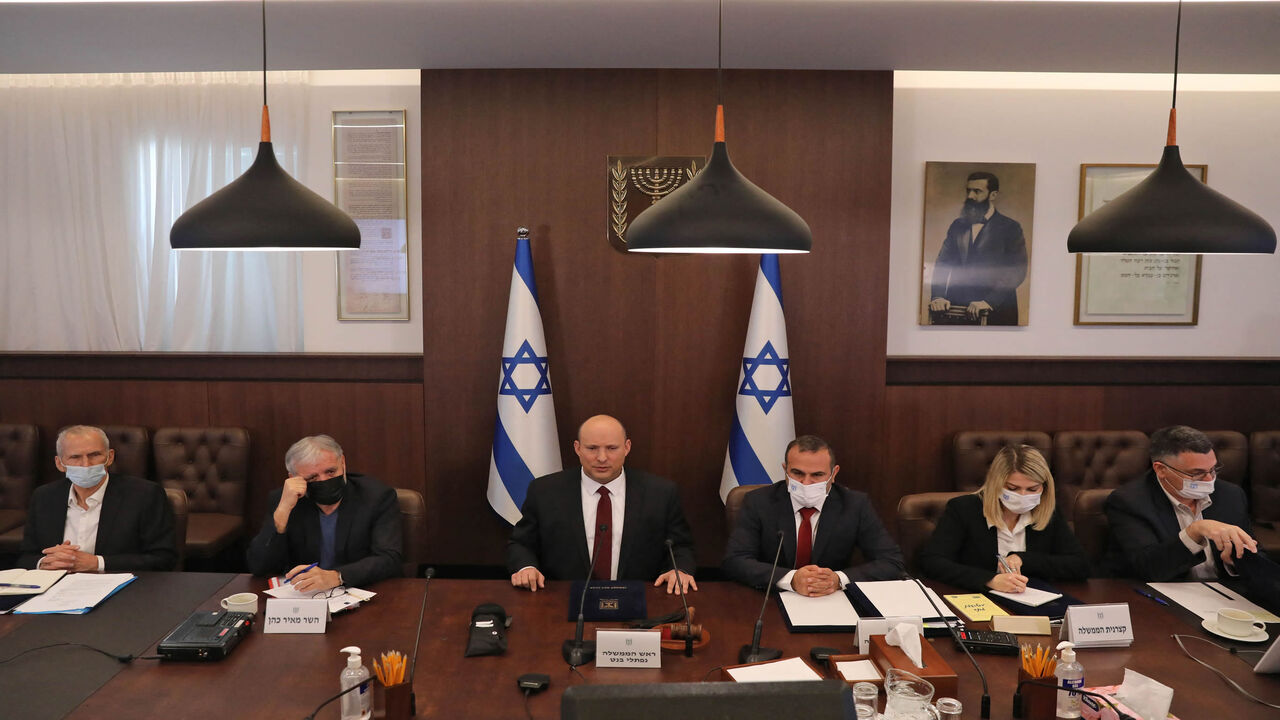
(101, 425), (151, 480)
(896, 491), (969, 575)
(1051, 431), (1150, 520)
(1202, 430), (1248, 487)
(953, 431), (1053, 491)
(1071, 488), (1115, 573)
(0, 425), (39, 517)
(396, 488), (426, 578)
(153, 428), (250, 559)
(725, 484), (769, 536)
(165, 487), (189, 571)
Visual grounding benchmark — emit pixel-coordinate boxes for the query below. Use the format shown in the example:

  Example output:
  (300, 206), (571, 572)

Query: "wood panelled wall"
(420, 70), (894, 568)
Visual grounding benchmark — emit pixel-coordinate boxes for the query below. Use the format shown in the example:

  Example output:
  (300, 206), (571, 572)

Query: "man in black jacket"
(723, 435), (904, 595)
(507, 415), (696, 594)
(247, 435), (401, 591)
(1106, 425), (1259, 582)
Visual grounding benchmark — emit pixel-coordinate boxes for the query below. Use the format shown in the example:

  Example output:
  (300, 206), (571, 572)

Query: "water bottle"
(1055, 640), (1084, 719)
(339, 646), (372, 720)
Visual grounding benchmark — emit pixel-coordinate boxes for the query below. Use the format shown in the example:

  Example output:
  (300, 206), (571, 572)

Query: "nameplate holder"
(1062, 603), (1133, 648)
(856, 616), (922, 654)
(595, 629), (662, 668)
(264, 598), (329, 634)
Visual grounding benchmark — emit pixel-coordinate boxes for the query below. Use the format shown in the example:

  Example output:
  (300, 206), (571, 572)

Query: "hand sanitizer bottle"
(339, 646), (372, 720)
(1055, 640), (1084, 719)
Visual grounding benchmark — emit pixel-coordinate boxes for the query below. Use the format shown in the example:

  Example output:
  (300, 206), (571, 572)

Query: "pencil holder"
(373, 680), (412, 720)
(1016, 669), (1057, 720)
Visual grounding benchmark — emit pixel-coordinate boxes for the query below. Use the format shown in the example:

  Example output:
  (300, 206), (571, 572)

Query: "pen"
(0, 583), (41, 589)
(1134, 587), (1168, 606)
(1201, 581), (1233, 600)
(286, 563), (319, 583)
(996, 555), (1014, 575)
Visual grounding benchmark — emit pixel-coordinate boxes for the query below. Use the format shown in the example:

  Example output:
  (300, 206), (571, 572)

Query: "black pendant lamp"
(1068, 1), (1275, 255)
(170, 1), (360, 251)
(626, 1), (811, 254)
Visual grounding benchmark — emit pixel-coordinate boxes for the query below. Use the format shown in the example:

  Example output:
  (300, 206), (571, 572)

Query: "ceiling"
(2, 1), (1279, 76)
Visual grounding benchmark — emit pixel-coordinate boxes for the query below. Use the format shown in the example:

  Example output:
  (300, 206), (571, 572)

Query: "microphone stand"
(562, 554), (598, 667)
(739, 530), (786, 664)
(907, 574), (990, 719)
(665, 539), (694, 657)
(407, 567), (434, 718)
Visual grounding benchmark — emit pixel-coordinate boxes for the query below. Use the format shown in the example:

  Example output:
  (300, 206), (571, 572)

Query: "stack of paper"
(778, 589), (860, 630)
(855, 580), (958, 621)
(726, 656), (824, 682)
(1148, 582), (1280, 623)
(13, 573), (134, 614)
(990, 586), (1062, 607)
(264, 583), (377, 614)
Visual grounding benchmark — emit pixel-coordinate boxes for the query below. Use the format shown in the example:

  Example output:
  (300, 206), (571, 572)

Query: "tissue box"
(1079, 685), (1181, 720)
(869, 635), (958, 699)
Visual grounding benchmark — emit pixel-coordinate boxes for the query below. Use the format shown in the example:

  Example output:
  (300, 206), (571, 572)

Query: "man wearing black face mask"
(928, 171), (1028, 326)
(247, 435), (402, 592)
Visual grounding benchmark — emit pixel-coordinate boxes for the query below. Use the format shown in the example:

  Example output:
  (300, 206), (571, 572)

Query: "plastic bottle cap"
(1056, 640), (1075, 662)
(340, 645), (362, 667)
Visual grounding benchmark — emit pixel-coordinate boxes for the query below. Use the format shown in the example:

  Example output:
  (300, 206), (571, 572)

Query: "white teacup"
(1216, 608), (1264, 638)
(221, 592), (259, 615)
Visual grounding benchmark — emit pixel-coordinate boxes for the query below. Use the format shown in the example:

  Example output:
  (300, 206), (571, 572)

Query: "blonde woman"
(919, 445), (1089, 593)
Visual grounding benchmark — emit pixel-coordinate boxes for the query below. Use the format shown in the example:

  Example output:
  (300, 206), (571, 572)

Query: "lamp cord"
(1171, 634), (1280, 710)
(1171, 0), (1181, 110)
(261, 0), (268, 107)
(716, 0), (723, 106)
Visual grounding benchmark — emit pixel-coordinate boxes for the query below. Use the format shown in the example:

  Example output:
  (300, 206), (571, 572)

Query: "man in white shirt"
(18, 425), (176, 572)
(1106, 425), (1259, 582)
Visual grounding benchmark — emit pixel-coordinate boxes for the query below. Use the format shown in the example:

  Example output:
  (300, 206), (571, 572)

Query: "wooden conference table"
(3, 574), (1279, 719)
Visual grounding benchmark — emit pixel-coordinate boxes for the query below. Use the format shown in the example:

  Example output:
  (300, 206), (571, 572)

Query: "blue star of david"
(499, 339), (552, 413)
(738, 340), (791, 414)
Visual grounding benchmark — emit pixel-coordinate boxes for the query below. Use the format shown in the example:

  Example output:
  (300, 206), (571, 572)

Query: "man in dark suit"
(1106, 425), (1259, 582)
(723, 435), (904, 595)
(247, 434), (401, 591)
(507, 414), (696, 594)
(19, 425), (176, 572)
(928, 171), (1028, 326)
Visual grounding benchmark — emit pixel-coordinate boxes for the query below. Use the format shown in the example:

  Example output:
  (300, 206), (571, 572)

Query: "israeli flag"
(487, 230), (562, 525)
(720, 254), (795, 502)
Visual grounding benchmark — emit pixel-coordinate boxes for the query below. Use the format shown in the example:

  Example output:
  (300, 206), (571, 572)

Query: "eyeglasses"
(1157, 461), (1222, 482)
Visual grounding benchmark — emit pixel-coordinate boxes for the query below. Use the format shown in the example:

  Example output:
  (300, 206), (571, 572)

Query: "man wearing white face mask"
(1106, 425), (1260, 582)
(18, 425), (177, 572)
(724, 435), (904, 597)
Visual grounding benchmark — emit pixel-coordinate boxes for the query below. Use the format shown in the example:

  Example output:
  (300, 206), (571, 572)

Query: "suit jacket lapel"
(565, 473), (592, 575)
(95, 479), (119, 554)
(334, 496), (354, 566)
(1145, 475), (1184, 540)
(774, 487), (798, 568)
(618, 472), (644, 578)
(811, 488), (841, 564)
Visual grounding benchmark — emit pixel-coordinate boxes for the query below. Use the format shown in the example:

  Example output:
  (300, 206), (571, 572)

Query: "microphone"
(738, 530), (786, 664)
(905, 573), (990, 719)
(407, 567), (434, 718)
(665, 538), (694, 657)
(562, 555), (597, 668)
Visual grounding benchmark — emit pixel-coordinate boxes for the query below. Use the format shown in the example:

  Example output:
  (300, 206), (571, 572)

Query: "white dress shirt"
(990, 512), (1031, 558)
(581, 470), (625, 581)
(776, 490), (851, 592)
(1158, 483), (1218, 580)
(38, 478), (108, 571)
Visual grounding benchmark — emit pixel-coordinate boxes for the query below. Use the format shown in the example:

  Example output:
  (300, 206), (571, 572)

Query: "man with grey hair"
(247, 435), (402, 591)
(1106, 425), (1259, 581)
(18, 425), (176, 571)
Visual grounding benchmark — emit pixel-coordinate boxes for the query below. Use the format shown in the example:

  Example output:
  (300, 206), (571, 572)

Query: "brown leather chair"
(896, 491), (968, 575)
(1249, 431), (1280, 551)
(101, 425), (151, 480)
(725, 484), (768, 534)
(1052, 431), (1150, 521)
(0, 425), (39, 555)
(1071, 488), (1114, 573)
(165, 486), (189, 571)
(1203, 430), (1248, 487)
(153, 428), (249, 560)
(396, 488), (426, 578)
(953, 431), (1053, 491)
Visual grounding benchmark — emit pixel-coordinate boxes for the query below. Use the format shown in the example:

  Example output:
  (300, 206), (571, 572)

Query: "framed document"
(1073, 164), (1206, 326)
(333, 110), (410, 321)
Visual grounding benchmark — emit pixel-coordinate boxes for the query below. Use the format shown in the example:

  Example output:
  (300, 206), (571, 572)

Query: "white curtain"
(0, 72), (311, 351)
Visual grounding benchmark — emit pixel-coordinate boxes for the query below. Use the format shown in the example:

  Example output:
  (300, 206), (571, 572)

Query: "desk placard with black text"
(264, 598), (329, 634)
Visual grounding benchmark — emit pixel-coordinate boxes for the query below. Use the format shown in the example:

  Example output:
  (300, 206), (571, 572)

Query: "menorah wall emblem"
(607, 155), (705, 252)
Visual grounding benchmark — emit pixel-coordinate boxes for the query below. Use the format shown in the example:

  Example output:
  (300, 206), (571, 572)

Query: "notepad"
(778, 589), (860, 630)
(0, 568), (66, 595)
(855, 580), (958, 620)
(943, 593), (1009, 622)
(726, 656), (824, 682)
(990, 586), (1062, 607)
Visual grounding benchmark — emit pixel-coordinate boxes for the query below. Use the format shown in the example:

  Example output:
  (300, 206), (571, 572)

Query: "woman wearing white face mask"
(919, 445), (1089, 593)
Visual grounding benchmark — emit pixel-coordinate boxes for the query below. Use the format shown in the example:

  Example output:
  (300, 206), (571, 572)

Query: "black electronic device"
(517, 673), (550, 692)
(809, 646), (843, 664)
(156, 609), (253, 661)
(954, 628), (1020, 655)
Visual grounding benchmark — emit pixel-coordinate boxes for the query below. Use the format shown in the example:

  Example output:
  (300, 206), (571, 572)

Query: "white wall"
(887, 73), (1280, 358)
(299, 70), (422, 353)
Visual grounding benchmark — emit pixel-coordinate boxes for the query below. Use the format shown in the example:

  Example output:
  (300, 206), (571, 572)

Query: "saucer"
(1202, 617), (1269, 643)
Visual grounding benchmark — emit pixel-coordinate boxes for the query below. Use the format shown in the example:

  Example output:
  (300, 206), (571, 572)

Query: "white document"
(855, 580), (957, 620)
(779, 589), (860, 628)
(990, 586), (1063, 607)
(727, 656), (823, 683)
(1148, 581), (1280, 623)
(836, 659), (882, 683)
(13, 573), (134, 614)
(0, 568), (66, 595)
(264, 584), (375, 614)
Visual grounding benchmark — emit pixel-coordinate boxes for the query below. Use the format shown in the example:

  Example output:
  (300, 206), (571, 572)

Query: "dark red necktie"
(591, 487), (612, 580)
(795, 507), (817, 568)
